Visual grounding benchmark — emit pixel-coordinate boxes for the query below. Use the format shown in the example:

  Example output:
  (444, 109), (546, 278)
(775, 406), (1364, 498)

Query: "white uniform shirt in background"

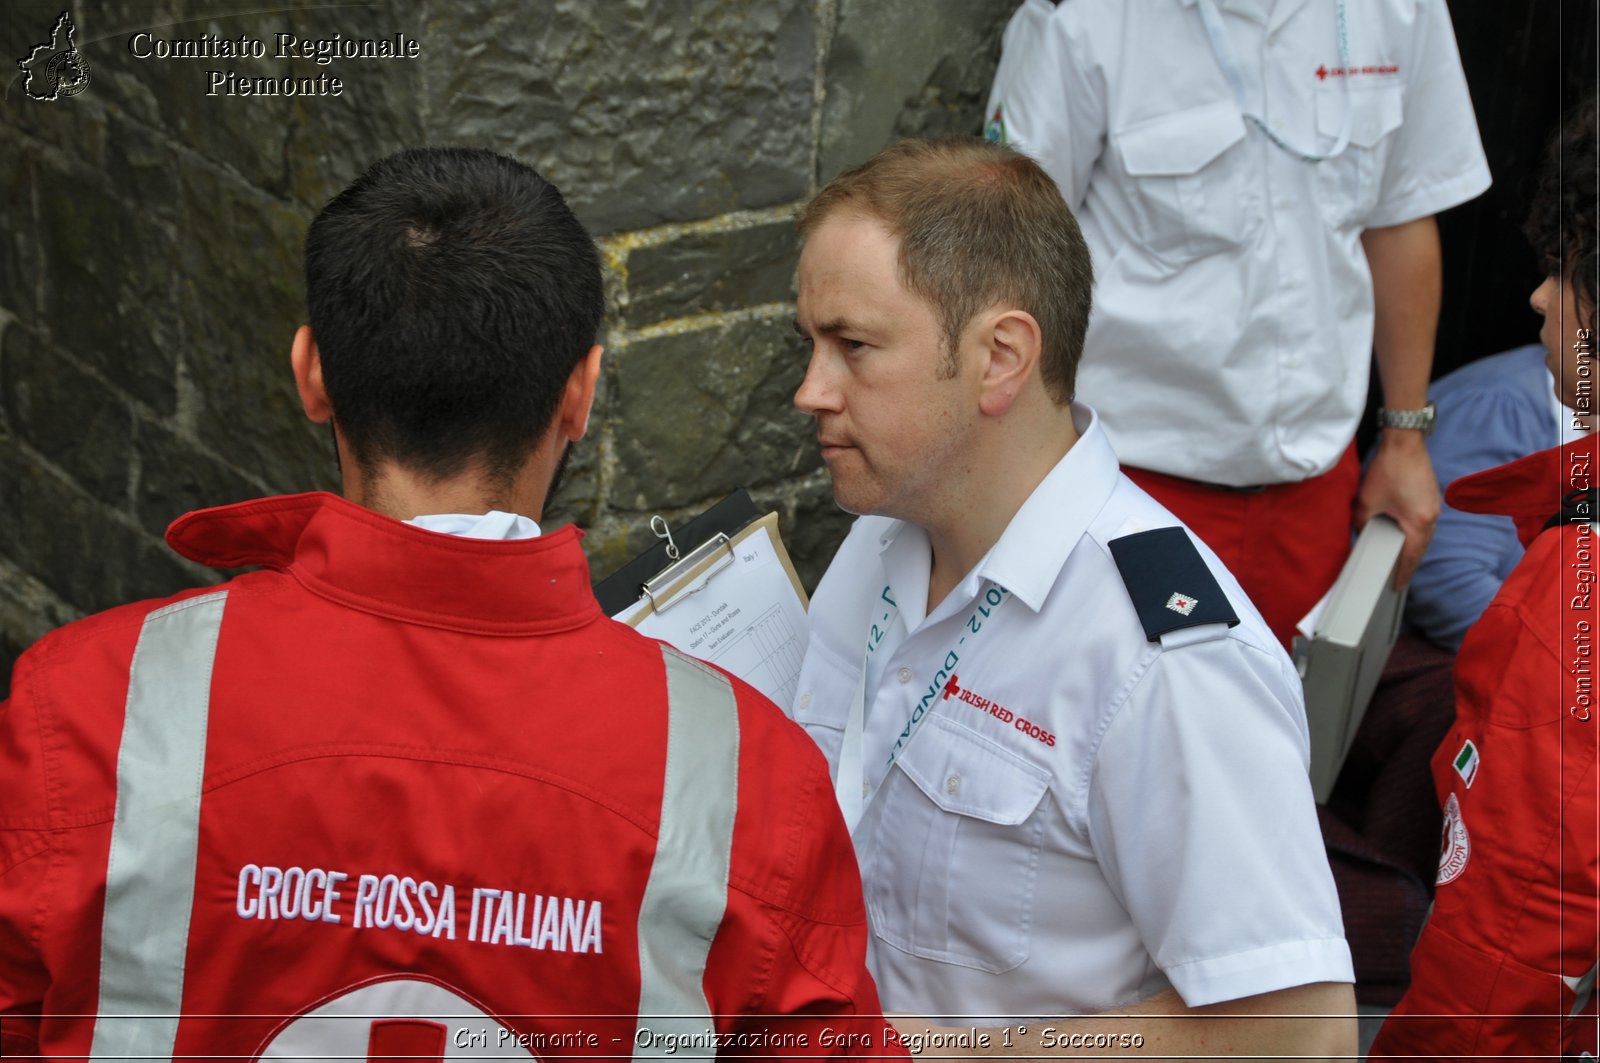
(988, 0), (1490, 486)
(793, 406), (1353, 1019)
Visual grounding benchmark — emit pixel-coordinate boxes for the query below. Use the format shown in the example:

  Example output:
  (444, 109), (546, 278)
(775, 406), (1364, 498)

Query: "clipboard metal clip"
(642, 532), (734, 613)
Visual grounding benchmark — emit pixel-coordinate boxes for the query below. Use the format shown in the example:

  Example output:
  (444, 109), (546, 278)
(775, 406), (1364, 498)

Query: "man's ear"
(290, 325), (333, 424)
(559, 344), (605, 441)
(977, 309), (1043, 417)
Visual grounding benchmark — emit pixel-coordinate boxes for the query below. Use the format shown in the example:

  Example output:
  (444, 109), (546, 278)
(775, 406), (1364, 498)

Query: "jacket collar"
(165, 492), (602, 635)
(1446, 433), (1597, 548)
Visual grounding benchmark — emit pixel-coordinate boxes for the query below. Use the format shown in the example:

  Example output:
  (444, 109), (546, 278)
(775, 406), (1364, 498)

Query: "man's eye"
(842, 339), (866, 352)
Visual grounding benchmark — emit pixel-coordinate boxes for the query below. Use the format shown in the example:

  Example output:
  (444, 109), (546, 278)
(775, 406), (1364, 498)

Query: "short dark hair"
(305, 148), (603, 483)
(1525, 96), (1598, 320)
(798, 137), (1092, 405)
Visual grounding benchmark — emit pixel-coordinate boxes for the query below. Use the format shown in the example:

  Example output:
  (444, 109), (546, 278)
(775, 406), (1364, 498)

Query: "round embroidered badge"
(1436, 791), (1471, 885)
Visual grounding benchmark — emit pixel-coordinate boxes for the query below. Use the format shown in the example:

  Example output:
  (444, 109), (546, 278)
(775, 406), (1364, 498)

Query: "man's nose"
(793, 351), (836, 415)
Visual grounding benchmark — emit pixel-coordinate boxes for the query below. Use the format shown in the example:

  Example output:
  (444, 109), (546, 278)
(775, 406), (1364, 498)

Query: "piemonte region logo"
(18, 12), (91, 101)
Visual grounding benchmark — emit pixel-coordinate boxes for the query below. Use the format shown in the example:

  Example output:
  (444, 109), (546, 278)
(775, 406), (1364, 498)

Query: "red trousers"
(1124, 445), (1361, 650)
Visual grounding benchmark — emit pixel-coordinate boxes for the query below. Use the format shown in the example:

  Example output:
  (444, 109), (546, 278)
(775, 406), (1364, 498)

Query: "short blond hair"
(799, 137), (1093, 404)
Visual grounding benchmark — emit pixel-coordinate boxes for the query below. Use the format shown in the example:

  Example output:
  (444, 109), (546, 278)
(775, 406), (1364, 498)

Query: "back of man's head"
(305, 148), (603, 485)
(798, 136), (1092, 404)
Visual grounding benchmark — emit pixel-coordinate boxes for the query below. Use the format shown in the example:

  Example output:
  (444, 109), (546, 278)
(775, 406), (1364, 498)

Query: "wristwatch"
(1378, 402), (1437, 436)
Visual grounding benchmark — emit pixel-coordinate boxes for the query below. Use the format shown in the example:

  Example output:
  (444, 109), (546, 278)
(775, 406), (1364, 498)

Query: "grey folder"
(1293, 515), (1408, 804)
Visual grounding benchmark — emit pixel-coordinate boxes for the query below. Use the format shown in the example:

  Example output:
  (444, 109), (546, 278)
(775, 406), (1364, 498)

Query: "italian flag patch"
(1453, 739), (1479, 789)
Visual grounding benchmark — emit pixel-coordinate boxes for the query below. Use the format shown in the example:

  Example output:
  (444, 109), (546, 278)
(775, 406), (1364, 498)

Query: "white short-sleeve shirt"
(792, 406), (1354, 1019)
(987, 0), (1491, 486)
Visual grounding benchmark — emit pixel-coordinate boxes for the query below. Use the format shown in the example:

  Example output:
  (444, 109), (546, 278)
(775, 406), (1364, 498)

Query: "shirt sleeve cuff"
(1365, 163), (1493, 229)
(1162, 936), (1355, 1007)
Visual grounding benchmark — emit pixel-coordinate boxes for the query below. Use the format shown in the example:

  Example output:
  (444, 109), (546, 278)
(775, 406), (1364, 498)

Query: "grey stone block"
(818, 0), (1016, 181)
(173, 163), (330, 494)
(0, 550), (81, 694)
(0, 125), (39, 326)
(274, 1), (428, 211)
(0, 440), (209, 617)
(8, 87), (109, 170)
(34, 155), (179, 414)
(610, 314), (820, 510)
(0, 323), (133, 506)
(134, 420), (271, 536)
(622, 215), (800, 329)
(426, 0), (816, 233)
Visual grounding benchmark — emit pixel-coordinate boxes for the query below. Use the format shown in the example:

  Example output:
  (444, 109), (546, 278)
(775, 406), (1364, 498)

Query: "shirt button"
(798, 692), (812, 710)
(897, 667), (913, 683)
(945, 774), (961, 796)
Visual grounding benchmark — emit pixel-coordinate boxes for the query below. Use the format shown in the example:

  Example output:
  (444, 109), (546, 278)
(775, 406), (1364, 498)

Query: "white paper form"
(615, 525), (809, 709)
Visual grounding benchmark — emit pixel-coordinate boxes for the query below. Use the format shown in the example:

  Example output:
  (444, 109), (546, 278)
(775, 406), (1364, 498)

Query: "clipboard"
(592, 489), (808, 618)
(592, 490), (812, 711)
(611, 509), (810, 628)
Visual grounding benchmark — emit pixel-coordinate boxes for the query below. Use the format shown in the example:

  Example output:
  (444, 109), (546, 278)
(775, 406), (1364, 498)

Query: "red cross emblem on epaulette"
(1165, 592), (1198, 616)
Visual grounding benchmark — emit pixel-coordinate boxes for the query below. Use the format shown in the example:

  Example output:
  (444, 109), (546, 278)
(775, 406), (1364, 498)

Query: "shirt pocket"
(1314, 83), (1404, 229)
(1112, 99), (1260, 262)
(863, 713), (1051, 973)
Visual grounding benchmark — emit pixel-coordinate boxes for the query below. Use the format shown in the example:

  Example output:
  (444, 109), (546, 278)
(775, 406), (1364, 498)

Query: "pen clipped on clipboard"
(593, 489), (811, 709)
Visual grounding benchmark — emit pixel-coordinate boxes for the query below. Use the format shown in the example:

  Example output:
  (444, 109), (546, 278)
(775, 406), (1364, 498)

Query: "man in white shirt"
(986, 0), (1492, 647)
(790, 136), (1355, 1056)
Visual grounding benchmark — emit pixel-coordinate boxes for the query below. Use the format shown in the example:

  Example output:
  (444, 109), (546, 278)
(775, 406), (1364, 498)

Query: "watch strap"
(1378, 402), (1437, 434)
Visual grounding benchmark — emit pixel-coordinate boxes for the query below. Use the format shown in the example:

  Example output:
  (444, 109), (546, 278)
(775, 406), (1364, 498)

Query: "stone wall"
(0, 0), (1018, 687)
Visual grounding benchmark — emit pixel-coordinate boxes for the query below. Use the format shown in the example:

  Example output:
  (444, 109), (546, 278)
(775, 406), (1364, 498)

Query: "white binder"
(1293, 516), (1408, 803)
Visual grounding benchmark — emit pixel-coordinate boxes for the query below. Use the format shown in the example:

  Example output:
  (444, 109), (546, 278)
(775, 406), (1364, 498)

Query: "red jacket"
(0, 493), (901, 1060)
(1371, 435), (1599, 1058)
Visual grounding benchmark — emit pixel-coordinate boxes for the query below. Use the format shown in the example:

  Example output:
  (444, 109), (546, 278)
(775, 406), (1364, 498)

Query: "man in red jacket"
(0, 149), (899, 1059)
(1370, 98), (1598, 1059)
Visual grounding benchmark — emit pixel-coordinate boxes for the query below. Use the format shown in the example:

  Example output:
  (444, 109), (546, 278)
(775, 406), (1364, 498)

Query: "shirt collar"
(978, 404), (1120, 611)
(165, 492), (600, 635)
(1180, 0), (1306, 35)
(1181, 0), (1271, 12)
(877, 404), (1120, 621)
(406, 510), (542, 540)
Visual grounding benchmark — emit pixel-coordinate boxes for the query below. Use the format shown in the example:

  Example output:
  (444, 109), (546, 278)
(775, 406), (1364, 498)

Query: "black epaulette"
(1107, 527), (1240, 643)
